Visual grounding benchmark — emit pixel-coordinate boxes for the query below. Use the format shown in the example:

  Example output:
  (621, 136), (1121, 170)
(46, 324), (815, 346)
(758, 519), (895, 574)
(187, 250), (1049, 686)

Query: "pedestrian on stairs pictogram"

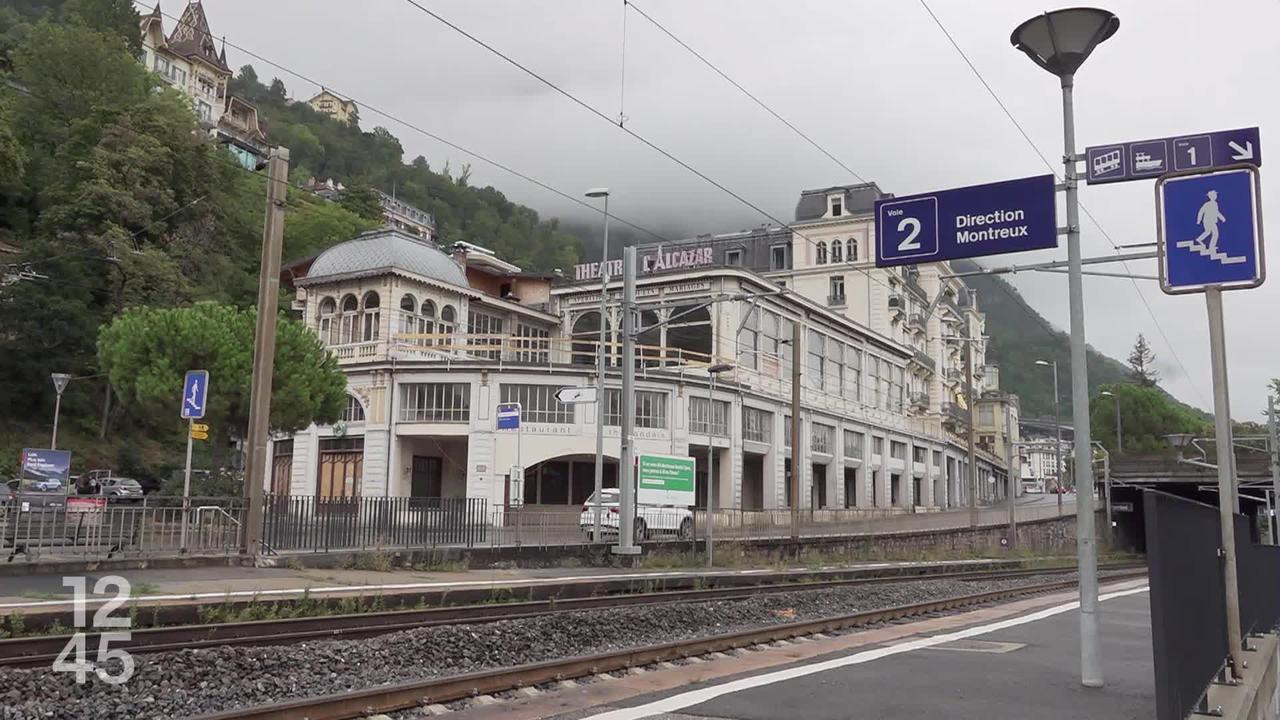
(1156, 166), (1265, 295)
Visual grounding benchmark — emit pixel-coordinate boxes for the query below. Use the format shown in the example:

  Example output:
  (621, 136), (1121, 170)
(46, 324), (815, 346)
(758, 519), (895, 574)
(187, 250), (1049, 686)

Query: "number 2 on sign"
(897, 217), (922, 251)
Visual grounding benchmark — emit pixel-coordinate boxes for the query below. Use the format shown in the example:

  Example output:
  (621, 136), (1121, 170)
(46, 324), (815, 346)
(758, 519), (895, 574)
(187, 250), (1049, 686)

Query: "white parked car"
(579, 489), (694, 541)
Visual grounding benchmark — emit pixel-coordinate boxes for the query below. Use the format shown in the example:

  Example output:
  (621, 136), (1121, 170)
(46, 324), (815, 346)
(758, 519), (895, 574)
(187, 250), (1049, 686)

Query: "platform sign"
(636, 454), (695, 507)
(1156, 166), (1264, 295)
(874, 175), (1056, 268)
(1087, 127), (1260, 184)
(180, 370), (209, 420)
(496, 402), (521, 430)
(555, 386), (597, 405)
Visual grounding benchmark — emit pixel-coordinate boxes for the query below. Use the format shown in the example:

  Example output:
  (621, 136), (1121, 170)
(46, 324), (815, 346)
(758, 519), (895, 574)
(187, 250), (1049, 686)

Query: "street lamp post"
(1035, 359), (1063, 515)
(705, 363), (734, 567)
(586, 188), (611, 544)
(1014, 8), (1118, 689)
(1100, 390), (1122, 452)
(50, 373), (72, 450)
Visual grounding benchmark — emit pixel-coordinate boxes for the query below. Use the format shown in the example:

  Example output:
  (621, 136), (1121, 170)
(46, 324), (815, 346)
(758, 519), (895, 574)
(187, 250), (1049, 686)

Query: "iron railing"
(261, 495), (487, 553)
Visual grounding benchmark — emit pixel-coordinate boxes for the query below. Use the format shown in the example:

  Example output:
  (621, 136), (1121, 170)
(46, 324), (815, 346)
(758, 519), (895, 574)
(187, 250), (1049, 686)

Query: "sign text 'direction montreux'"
(874, 174), (1057, 268)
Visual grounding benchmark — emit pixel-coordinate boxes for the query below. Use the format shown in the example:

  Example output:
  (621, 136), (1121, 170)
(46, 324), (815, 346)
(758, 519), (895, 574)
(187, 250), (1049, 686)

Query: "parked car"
(94, 477), (145, 502)
(579, 489), (694, 541)
(5, 478), (68, 509)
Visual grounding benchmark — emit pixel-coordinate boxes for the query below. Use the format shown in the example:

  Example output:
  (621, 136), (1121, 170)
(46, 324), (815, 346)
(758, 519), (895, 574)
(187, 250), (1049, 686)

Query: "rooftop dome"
(307, 229), (468, 287)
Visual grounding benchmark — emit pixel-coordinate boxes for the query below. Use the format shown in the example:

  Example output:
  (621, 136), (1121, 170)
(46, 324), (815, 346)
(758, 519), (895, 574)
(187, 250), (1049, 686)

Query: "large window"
(843, 430), (864, 458)
(361, 292), (380, 342)
(689, 396), (730, 436)
(807, 330), (824, 389)
(846, 237), (858, 262)
(829, 276), (845, 304)
(467, 309), (504, 360)
(399, 294), (435, 344)
(666, 305), (712, 361)
(978, 404), (996, 425)
(743, 407), (772, 443)
(770, 245), (789, 270)
(784, 415), (793, 448)
(502, 384), (574, 424)
(318, 297), (337, 345)
(811, 423), (834, 454)
(571, 311), (607, 366)
(604, 389), (667, 428)
(339, 294), (359, 344)
(515, 323), (550, 363)
(736, 306), (759, 371)
(340, 395), (366, 423)
(815, 241), (828, 264)
(270, 439), (292, 496)
(400, 383), (470, 423)
(825, 340), (843, 394)
(913, 446), (927, 464)
(439, 305), (457, 336)
(845, 348), (862, 404)
(830, 240), (843, 263)
(890, 441), (906, 460)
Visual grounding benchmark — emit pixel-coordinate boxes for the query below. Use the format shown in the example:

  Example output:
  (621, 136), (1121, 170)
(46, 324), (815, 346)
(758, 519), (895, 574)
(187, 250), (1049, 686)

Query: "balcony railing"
(828, 294), (847, 307)
(909, 392), (930, 409)
(910, 349), (936, 371)
(908, 312), (926, 330)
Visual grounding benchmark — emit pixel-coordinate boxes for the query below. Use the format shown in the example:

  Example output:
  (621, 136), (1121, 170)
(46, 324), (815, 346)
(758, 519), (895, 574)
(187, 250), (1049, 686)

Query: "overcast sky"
(202, 0), (1279, 419)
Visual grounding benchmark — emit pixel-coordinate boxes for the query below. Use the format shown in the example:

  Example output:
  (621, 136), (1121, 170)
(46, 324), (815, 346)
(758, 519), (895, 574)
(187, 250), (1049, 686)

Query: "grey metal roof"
(307, 229), (468, 286)
(794, 182), (889, 222)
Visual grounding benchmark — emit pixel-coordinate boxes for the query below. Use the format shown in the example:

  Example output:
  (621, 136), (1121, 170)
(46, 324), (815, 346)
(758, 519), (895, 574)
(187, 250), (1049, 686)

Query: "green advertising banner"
(637, 454), (695, 506)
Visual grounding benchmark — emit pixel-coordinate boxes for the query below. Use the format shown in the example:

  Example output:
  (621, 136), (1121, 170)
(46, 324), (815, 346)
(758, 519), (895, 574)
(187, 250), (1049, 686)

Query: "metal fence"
(1, 496), (243, 563)
(1145, 490), (1280, 720)
(261, 495), (487, 552)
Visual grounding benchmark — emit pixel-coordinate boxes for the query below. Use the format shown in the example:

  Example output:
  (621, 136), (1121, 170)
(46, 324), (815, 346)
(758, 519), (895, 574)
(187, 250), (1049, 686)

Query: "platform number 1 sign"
(52, 575), (135, 685)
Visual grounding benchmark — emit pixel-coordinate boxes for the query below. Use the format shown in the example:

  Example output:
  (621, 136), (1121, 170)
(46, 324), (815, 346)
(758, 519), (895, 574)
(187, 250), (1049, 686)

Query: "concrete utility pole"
(1006, 399), (1017, 548)
(242, 146), (289, 558)
(1269, 395), (1280, 545)
(965, 335), (977, 524)
(1206, 288), (1243, 675)
(789, 319), (802, 540)
(613, 246), (640, 556)
(586, 188), (610, 544)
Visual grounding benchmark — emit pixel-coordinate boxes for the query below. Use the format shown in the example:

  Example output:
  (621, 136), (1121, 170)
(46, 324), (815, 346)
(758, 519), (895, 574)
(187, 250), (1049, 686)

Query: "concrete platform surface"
(541, 583), (1153, 720)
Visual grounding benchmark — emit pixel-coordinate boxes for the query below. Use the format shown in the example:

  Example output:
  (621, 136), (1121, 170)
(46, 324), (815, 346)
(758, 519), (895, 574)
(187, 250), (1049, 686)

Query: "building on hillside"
(307, 89), (359, 126)
(378, 190), (436, 239)
(974, 385), (1020, 500)
(268, 188), (1015, 515)
(139, 2), (267, 167)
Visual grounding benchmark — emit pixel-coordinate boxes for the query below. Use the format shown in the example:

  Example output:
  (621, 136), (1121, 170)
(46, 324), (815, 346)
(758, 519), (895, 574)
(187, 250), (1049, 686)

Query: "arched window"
(846, 238), (858, 262)
(340, 395), (366, 423)
(571, 311), (607, 366)
(830, 239), (843, 263)
(420, 300), (437, 346)
(361, 291), (380, 342)
(399, 294), (416, 313)
(439, 305), (456, 339)
(339, 294), (359, 344)
(666, 305), (712, 362)
(318, 297), (337, 345)
(815, 241), (828, 265)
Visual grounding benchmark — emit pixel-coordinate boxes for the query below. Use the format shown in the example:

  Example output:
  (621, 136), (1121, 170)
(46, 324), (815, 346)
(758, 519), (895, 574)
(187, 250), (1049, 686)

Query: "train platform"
(0, 558), (1018, 615)
(444, 577), (1152, 720)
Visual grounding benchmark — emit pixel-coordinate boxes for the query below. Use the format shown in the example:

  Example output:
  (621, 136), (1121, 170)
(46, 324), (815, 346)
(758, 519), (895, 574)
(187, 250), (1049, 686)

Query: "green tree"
(1090, 383), (1208, 455)
(62, 0), (140, 57)
(97, 303), (347, 443)
(337, 182), (383, 223)
(1127, 333), (1159, 387)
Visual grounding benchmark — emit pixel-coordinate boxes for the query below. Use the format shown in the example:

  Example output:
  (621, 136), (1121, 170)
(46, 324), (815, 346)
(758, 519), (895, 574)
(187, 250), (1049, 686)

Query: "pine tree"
(1128, 334), (1159, 387)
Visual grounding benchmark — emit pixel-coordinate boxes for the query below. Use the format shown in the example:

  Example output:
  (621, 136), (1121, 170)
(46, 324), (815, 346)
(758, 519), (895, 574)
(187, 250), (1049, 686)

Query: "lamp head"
(1035, 359), (1053, 367)
(1163, 433), (1196, 450)
(585, 188), (610, 199)
(1099, 390), (1113, 397)
(1011, 8), (1119, 78)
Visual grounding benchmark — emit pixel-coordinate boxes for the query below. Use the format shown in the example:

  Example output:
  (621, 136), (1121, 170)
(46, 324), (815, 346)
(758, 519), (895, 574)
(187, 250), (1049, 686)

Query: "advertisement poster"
(19, 448), (72, 490)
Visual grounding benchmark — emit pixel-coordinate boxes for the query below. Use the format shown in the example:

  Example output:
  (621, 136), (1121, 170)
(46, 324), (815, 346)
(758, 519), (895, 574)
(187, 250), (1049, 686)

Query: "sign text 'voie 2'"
(874, 174), (1057, 268)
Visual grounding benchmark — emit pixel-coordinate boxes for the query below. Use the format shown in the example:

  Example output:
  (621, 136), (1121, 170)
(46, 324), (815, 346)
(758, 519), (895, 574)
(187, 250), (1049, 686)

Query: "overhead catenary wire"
(915, 0), (1207, 407)
(624, 0), (868, 184)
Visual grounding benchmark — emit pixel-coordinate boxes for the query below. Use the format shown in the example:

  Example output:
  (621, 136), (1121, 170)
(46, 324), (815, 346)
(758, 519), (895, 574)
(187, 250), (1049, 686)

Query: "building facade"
(271, 210), (1015, 517)
(307, 89), (359, 126)
(139, 2), (267, 166)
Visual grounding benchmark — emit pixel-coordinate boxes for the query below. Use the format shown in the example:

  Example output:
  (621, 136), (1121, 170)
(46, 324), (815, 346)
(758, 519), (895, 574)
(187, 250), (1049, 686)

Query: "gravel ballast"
(0, 573), (1078, 720)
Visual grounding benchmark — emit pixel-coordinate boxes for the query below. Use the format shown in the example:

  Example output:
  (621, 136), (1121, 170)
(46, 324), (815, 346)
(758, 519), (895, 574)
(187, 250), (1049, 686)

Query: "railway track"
(0, 563), (1138, 669)
(190, 567), (1147, 720)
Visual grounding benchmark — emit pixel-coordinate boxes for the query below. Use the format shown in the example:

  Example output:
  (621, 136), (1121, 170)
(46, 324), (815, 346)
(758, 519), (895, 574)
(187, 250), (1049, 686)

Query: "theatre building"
(272, 188), (1015, 517)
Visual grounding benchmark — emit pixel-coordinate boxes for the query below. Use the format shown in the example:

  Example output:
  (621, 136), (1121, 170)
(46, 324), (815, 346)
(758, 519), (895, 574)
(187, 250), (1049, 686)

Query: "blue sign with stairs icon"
(1156, 167), (1265, 294)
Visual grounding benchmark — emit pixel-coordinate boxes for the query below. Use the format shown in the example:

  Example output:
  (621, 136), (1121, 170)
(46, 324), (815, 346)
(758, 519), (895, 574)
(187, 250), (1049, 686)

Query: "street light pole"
(1269, 395), (1280, 545)
(586, 188), (611, 544)
(1101, 390), (1122, 453)
(705, 363), (733, 567)
(1013, 8), (1118, 689)
(50, 373), (72, 450)
(1037, 360), (1062, 516)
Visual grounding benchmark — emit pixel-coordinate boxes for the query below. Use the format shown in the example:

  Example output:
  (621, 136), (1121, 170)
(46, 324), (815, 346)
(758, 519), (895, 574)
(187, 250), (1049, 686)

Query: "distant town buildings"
(307, 89), (360, 126)
(302, 179), (437, 240)
(138, 1), (267, 167)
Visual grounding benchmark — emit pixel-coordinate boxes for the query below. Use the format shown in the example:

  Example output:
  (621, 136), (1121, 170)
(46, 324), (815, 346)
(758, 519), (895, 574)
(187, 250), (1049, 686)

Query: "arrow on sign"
(555, 386), (598, 404)
(1228, 140), (1254, 161)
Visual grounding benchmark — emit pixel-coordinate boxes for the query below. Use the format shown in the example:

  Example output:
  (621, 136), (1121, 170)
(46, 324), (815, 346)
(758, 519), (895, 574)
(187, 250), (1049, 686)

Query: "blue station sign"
(874, 174), (1057, 268)
(496, 403), (521, 430)
(1156, 166), (1265, 295)
(1086, 127), (1260, 185)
